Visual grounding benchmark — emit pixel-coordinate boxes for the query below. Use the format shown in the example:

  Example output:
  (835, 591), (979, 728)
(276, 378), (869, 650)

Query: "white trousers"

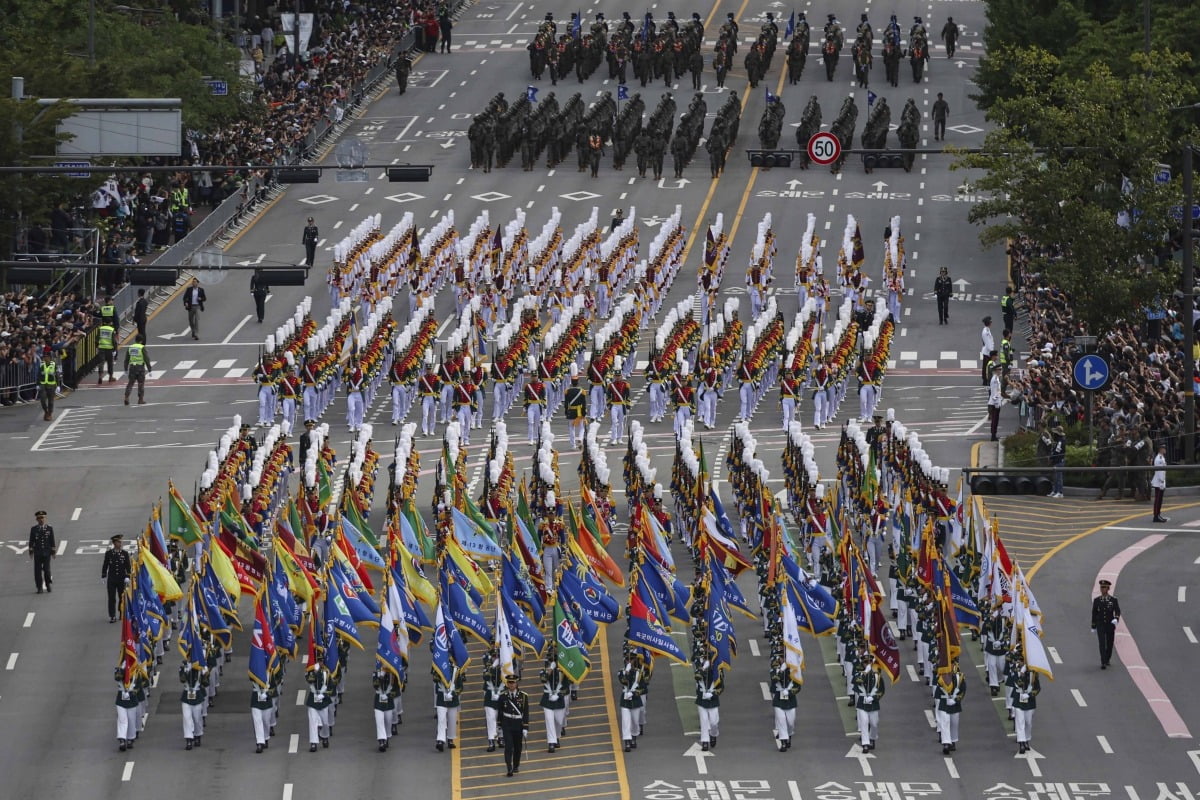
(856, 708), (879, 745)
(307, 706), (330, 743)
(252, 707), (270, 744)
(436, 705), (459, 742)
(258, 386), (275, 425)
(781, 397), (795, 430)
(936, 709), (960, 744)
(985, 653), (1005, 687)
(347, 391), (364, 430)
(181, 703), (204, 739)
(859, 384), (876, 420)
(117, 706), (139, 740)
(392, 385), (405, 423)
(485, 706), (499, 740)
(280, 396), (296, 435)
(422, 396), (437, 434)
(543, 707), (566, 744)
(698, 706), (720, 743)
(375, 708), (392, 741)
(774, 707), (796, 740)
(813, 392), (826, 427)
(1014, 707), (1034, 743)
(620, 706), (639, 740)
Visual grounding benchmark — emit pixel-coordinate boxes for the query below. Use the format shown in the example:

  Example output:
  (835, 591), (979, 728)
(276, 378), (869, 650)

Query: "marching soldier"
(345, 356), (366, 433)
(434, 664), (465, 751)
(607, 359), (630, 445)
(390, 349), (408, 426)
(419, 359), (440, 436)
(806, 484), (829, 580)
(588, 352), (607, 421)
(779, 368), (798, 431)
(454, 357), (476, 445)
(695, 658), (723, 751)
(28, 509), (56, 594)
(254, 355), (277, 428)
(983, 608), (1010, 695)
(278, 356), (299, 435)
(853, 655), (885, 752)
(617, 651), (646, 752)
(483, 649), (504, 751)
(302, 217), (319, 269)
(305, 664), (335, 751)
(934, 664), (966, 754)
(737, 352), (756, 421)
(180, 663), (207, 750)
(672, 362), (695, 437)
(1012, 663), (1040, 753)
(373, 668), (400, 752)
(116, 670), (141, 752)
(101, 534), (132, 622)
(539, 654), (569, 752)
(698, 358), (719, 430)
(500, 674), (529, 776)
(564, 366), (587, 448)
(646, 356), (666, 422)
(769, 658), (801, 751)
(251, 679), (273, 753)
(524, 357), (546, 445)
(811, 355), (829, 428)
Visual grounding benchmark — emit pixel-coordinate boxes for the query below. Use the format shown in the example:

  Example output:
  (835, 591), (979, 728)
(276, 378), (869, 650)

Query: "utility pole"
(1183, 141), (1195, 462)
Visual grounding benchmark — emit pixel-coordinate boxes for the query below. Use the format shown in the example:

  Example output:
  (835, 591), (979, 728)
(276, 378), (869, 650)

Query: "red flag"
(120, 613), (139, 685)
(869, 606), (901, 682)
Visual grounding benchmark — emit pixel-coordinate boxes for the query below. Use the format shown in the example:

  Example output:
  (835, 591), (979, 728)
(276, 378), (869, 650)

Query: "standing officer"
(853, 654), (884, 752)
(97, 318), (117, 383)
(932, 92), (949, 141)
(1001, 286), (1016, 333)
(99, 294), (117, 328)
(396, 55), (411, 95)
(934, 267), (952, 325)
(940, 17), (958, 57)
(1151, 442), (1169, 522)
(123, 335), (152, 406)
(28, 509), (56, 593)
(987, 363), (1003, 441)
(302, 217), (319, 268)
(133, 288), (149, 341)
(101, 534), (132, 622)
(499, 673), (529, 776)
(979, 317), (995, 386)
(183, 278), (206, 340)
(251, 269), (270, 324)
(1091, 579), (1121, 669)
(38, 348), (59, 421)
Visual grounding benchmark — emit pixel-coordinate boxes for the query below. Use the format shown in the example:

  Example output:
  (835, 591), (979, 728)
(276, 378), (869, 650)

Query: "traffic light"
(265, 268), (309, 286)
(747, 150), (793, 168)
(387, 165), (434, 182)
(276, 168), (321, 184)
(126, 268), (178, 286)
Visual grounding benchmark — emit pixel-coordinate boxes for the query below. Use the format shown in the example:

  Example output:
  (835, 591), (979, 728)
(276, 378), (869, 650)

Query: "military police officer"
(28, 510), (56, 593)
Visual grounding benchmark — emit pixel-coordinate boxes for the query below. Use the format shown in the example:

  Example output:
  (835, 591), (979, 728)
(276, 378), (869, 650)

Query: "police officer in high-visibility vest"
(97, 321), (117, 384)
(99, 295), (117, 328)
(38, 349), (59, 421)
(124, 335), (152, 406)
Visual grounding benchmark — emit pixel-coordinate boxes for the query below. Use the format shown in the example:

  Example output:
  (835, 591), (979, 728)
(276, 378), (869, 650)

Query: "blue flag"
(785, 10), (795, 39)
(709, 488), (737, 542)
(248, 590), (277, 688)
(269, 557), (298, 656)
(502, 550), (544, 623)
(557, 585), (600, 646)
(571, 11), (581, 38)
(199, 567), (234, 646)
(398, 510), (423, 557)
(704, 570), (737, 667)
(431, 602), (470, 686)
(559, 557), (619, 623)
(617, 84), (629, 101)
(948, 566), (981, 630)
(390, 565), (430, 643)
(376, 606), (408, 681)
(441, 568), (492, 644)
(177, 596), (207, 669)
(323, 579), (364, 649)
(341, 515), (384, 570)
(637, 561), (690, 623)
(500, 586), (546, 654)
(452, 507), (502, 559)
(765, 87), (775, 104)
(708, 551), (756, 618)
(526, 85), (538, 103)
(867, 89), (877, 108)
(330, 560), (380, 621)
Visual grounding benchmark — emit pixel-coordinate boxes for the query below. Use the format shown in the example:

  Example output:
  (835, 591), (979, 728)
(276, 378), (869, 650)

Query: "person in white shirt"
(979, 316), (995, 386)
(987, 365), (1003, 441)
(1151, 443), (1169, 523)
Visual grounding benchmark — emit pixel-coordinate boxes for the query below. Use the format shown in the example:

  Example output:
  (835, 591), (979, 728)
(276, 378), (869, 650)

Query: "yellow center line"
(463, 778), (623, 799)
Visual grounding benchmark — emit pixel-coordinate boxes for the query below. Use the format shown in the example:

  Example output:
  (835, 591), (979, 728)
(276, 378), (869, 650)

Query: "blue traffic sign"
(206, 80), (229, 96)
(55, 160), (91, 178)
(1073, 354), (1110, 391)
(1169, 205), (1200, 221)
(1155, 165), (1171, 185)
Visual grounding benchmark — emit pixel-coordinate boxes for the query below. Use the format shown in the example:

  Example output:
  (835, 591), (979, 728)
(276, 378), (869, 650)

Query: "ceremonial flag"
(947, 565), (981, 630)
(403, 498), (436, 562)
(640, 505), (675, 571)
(500, 585), (545, 654)
(934, 574), (962, 680)
(342, 498), (380, 550)
(704, 576), (737, 667)
(249, 589), (277, 689)
(323, 576), (365, 649)
(709, 552), (756, 619)
(617, 84), (629, 101)
(636, 560), (690, 623)
(779, 582), (806, 682)
(502, 549), (545, 623)
(445, 532), (496, 597)
(1014, 586), (1053, 680)
(389, 564), (429, 644)
(145, 505), (168, 565)
(452, 507), (503, 560)
(559, 555), (620, 623)
(198, 568), (235, 647)
(868, 603), (902, 682)
(138, 546), (182, 602)
(395, 539), (437, 607)
(207, 539), (241, 600)
(376, 595), (408, 682)
(785, 10), (795, 39)
(557, 583), (600, 646)
(276, 535), (316, 604)
(526, 85), (538, 103)
(461, 491), (498, 543)
(515, 483), (540, 553)
(396, 511), (423, 561)
(317, 456), (333, 508)
(765, 87), (775, 104)
(867, 89), (877, 108)
(627, 591), (686, 663)
(699, 508), (752, 575)
(495, 600), (517, 676)
(511, 511), (544, 585)
(430, 602), (470, 686)
(704, 225), (717, 266)
(132, 572), (164, 643)
(119, 611), (140, 684)
(570, 11), (581, 38)
(177, 597), (207, 670)
(330, 559), (380, 621)
(341, 514), (384, 570)
(268, 555), (299, 657)
(167, 481), (205, 545)
(568, 501), (625, 586)
(441, 569), (491, 644)
(554, 601), (591, 683)
(579, 484), (612, 547)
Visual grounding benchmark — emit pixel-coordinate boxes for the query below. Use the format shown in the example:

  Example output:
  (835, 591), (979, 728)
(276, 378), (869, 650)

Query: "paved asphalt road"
(2, 1), (1199, 798)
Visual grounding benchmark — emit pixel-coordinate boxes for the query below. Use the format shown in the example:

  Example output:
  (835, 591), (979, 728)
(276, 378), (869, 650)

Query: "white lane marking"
(759, 681), (771, 701)
(223, 315), (253, 344)
(1048, 647), (1062, 664)
(944, 757), (959, 779)
(23, 613), (34, 628)
(296, 689), (306, 706)
(5, 653), (17, 670)
(289, 734), (299, 753)
(283, 784), (293, 800)
(122, 762), (134, 781)
(1185, 626), (1197, 644)
(71, 507), (82, 521)
(748, 638), (760, 656)
(1071, 689), (1086, 707)
(56, 540), (67, 556)
(1097, 735), (1113, 753)
(1180, 586), (1187, 603)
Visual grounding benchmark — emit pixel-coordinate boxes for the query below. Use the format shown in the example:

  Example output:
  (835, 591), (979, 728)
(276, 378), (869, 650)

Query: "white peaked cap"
(815, 483), (825, 498)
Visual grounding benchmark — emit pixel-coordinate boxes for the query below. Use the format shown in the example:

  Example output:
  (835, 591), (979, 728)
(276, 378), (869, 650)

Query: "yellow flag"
(139, 547), (183, 602)
(445, 534), (496, 596)
(276, 541), (314, 604)
(396, 539), (437, 607)
(208, 537), (242, 600)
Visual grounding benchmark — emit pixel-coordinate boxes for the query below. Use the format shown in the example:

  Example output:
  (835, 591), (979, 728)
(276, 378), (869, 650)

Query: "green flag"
(317, 457), (333, 508)
(554, 602), (591, 684)
(167, 482), (204, 545)
(403, 498), (436, 563)
(342, 494), (379, 548)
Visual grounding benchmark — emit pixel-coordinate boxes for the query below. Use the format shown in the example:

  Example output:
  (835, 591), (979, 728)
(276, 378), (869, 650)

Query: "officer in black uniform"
(101, 534), (133, 622)
(396, 55), (411, 95)
(1091, 579), (1121, 669)
(250, 269), (270, 323)
(28, 510), (56, 593)
(499, 674), (529, 777)
(302, 217), (319, 268)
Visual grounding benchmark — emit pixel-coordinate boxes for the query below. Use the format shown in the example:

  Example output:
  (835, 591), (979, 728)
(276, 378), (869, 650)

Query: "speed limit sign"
(807, 132), (841, 166)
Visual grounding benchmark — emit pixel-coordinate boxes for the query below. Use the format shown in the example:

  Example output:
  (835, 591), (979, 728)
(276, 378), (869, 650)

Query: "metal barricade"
(0, 360), (39, 405)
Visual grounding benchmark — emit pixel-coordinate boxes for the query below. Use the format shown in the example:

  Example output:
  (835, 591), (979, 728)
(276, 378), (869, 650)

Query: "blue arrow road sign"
(1073, 354), (1110, 391)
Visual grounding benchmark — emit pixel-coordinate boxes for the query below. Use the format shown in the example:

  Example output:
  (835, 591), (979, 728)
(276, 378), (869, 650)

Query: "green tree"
(955, 49), (1195, 334)
(0, 98), (77, 259)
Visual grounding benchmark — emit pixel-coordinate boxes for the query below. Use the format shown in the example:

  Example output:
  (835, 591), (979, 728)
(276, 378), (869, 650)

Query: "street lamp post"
(1184, 141), (1195, 461)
